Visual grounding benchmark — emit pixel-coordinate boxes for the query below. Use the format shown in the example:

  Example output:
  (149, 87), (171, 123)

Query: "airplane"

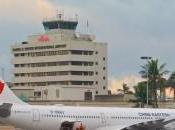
(0, 80), (175, 130)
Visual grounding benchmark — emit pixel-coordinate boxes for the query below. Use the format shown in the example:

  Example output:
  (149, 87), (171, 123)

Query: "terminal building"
(11, 14), (108, 101)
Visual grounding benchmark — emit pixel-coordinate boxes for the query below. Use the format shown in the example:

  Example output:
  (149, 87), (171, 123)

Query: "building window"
(21, 83), (25, 86)
(103, 76), (106, 80)
(71, 61), (83, 66)
(96, 91), (98, 94)
(14, 54), (19, 57)
(21, 64), (25, 67)
(103, 57), (105, 61)
(103, 86), (106, 90)
(21, 53), (25, 56)
(14, 64), (19, 67)
(95, 72), (98, 75)
(55, 44), (66, 48)
(103, 67), (106, 70)
(95, 51), (98, 54)
(71, 50), (82, 55)
(95, 62), (98, 65)
(56, 89), (59, 98)
(96, 81), (98, 85)
(34, 91), (41, 97)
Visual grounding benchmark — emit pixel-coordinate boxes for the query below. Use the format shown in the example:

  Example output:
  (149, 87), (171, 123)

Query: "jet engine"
(72, 121), (86, 130)
(60, 121), (86, 130)
(0, 103), (12, 118)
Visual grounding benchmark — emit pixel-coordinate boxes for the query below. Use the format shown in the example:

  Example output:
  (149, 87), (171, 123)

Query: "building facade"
(11, 16), (108, 101)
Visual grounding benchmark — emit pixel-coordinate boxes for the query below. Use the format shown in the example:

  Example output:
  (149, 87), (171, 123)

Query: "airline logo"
(0, 81), (4, 94)
(38, 35), (50, 42)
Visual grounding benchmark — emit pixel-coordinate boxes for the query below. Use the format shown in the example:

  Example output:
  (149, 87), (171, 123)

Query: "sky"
(0, 0), (175, 93)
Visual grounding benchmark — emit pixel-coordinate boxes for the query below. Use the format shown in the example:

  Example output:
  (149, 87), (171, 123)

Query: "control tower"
(42, 13), (78, 31)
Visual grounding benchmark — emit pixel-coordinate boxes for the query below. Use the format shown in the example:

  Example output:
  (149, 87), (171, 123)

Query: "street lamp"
(140, 56), (152, 106)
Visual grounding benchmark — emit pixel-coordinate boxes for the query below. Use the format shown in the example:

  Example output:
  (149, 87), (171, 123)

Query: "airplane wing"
(95, 118), (175, 130)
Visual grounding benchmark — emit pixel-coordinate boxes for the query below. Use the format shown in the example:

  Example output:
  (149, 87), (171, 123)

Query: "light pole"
(140, 56), (152, 106)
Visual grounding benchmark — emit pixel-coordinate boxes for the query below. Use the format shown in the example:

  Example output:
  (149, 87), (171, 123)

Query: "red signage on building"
(38, 35), (50, 42)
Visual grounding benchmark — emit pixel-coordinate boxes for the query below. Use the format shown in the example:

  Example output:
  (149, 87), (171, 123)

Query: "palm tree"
(139, 59), (168, 108)
(167, 71), (175, 101)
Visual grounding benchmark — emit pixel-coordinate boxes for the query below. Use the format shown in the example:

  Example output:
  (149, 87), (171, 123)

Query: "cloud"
(108, 75), (144, 94)
(0, 0), (174, 81)
(0, 0), (57, 24)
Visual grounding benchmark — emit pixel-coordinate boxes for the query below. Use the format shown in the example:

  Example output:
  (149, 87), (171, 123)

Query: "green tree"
(134, 81), (147, 107)
(117, 83), (133, 95)
(158, 78), (167, 101)
(139, 59), (168, 108)
(167, 71), (175, 101)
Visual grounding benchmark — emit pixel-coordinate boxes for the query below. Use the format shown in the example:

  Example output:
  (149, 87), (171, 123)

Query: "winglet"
(0, 81), (4, 94)
(0, 80), (28, 105)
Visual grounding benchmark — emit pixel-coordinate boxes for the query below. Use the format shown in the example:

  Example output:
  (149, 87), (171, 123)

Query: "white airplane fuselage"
(0, 81), (174, 130)
(2, 104), (174, 130)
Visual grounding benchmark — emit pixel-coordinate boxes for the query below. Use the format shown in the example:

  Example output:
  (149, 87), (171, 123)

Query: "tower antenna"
(75, 14), (78, 22)
(56, 9), (63, 20)
(87, 19), (89, 34)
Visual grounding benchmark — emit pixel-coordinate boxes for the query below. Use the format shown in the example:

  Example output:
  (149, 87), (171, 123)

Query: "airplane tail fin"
(0, 80), (28, 105)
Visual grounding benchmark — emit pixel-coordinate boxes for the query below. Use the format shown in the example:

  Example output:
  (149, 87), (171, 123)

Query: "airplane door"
(100, 113), (106, 126)
(33, 109), (40, 121)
